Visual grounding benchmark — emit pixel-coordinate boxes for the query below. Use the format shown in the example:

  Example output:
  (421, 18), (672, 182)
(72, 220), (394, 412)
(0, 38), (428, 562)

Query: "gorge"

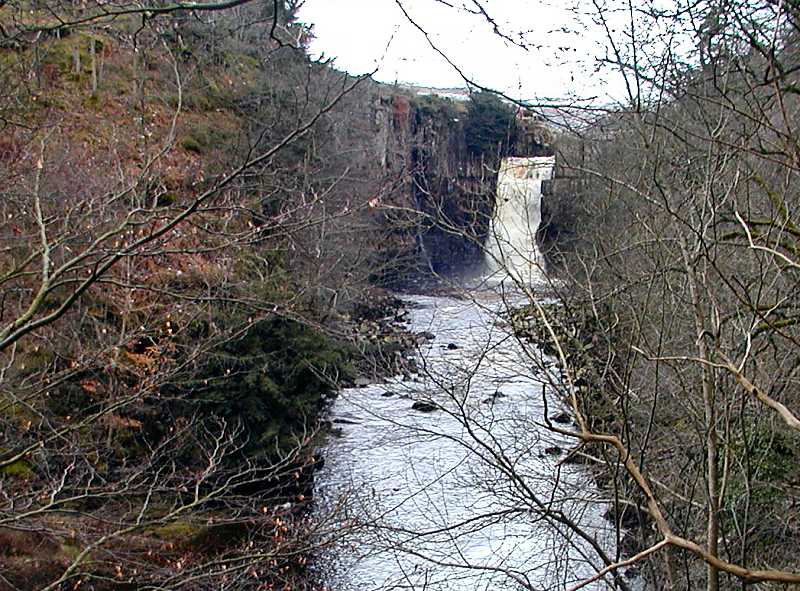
(313, 154), (636, 590)
(8, 2), (800, 589)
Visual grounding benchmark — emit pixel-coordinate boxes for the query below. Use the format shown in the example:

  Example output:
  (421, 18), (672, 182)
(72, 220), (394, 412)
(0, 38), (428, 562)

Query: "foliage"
(192, 317), (355, 456)
(464, 90), (516, 159)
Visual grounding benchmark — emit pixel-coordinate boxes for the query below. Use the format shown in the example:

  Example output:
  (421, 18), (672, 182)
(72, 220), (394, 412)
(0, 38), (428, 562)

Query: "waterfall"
(485, 156), (555, 283)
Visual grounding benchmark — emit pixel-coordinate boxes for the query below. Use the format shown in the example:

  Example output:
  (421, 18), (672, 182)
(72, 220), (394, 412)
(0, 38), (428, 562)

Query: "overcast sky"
(297, 0), (625, 103)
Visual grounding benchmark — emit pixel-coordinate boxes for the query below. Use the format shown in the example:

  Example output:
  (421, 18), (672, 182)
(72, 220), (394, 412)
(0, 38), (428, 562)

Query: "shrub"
(191, 317), (355, 456)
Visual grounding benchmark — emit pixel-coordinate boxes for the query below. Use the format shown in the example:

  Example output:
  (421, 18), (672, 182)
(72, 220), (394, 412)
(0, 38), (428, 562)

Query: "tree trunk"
(90, 37), (98, 94)
(683, 241), (720, 591)
(700, 326), (720, 591)
(73, 43), (81, 75)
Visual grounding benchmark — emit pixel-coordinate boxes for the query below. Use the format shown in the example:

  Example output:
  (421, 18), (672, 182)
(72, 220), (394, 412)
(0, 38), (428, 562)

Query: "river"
(315, 287), (629, 590)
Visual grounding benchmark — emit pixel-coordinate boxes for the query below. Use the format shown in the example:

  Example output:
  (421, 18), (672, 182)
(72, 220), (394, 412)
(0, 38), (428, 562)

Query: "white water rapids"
(313, 157), (635, 590)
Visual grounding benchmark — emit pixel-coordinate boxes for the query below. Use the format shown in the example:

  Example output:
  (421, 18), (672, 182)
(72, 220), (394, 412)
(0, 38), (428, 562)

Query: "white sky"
(297, 0), (629, 103)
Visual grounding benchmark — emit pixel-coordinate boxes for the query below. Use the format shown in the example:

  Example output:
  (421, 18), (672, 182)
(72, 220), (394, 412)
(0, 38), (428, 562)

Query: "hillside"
(0, 2), (545, 588)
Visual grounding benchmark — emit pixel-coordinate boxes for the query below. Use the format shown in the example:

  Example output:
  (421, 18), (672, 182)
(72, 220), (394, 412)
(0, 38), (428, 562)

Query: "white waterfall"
(485, 156), (555, 284)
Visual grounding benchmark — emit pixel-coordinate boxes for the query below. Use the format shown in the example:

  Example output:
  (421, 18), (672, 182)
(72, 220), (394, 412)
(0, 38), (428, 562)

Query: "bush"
(180, 135), (204, 154)
(191, 317), (355, 456)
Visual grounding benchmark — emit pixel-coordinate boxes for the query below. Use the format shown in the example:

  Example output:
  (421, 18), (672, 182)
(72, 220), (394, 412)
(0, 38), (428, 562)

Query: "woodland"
(0, 1), (517, 589)
(3, 1), (800, 591)
(535, 1), (800, 588)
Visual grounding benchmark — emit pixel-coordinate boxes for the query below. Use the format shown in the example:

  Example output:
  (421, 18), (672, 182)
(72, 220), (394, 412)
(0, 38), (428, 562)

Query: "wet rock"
(623, 566), (640, 580)
(446, 343), (459, 350)
(492, 390), (507, 398)
(542, 446), (562, 456)
(332, 418), (360, 425)
(411, 401), (440, 413)
(311, 453), (325, 470)
(603, 505), (650, 530)
(418, 331), (436, 341)
(381, 390), (397, 398)
(551, 412), (572, 425)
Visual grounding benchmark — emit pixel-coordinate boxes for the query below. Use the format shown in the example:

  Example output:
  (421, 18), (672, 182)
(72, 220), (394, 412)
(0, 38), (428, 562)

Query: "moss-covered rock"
(0, 458), (34, 479)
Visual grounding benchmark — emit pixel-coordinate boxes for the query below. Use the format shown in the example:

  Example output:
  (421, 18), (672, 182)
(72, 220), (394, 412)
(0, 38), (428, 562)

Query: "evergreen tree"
(464, 91), (516, 158)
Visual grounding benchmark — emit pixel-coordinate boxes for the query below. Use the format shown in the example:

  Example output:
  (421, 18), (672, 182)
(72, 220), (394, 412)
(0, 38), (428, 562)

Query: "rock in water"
(332, 418), (360, 425)
(551, 412), (572, 425)
(411, 401), (440, 413)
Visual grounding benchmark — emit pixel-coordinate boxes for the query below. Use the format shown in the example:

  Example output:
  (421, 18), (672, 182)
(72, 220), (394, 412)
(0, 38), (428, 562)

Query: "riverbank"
(508, 299), (651, 575)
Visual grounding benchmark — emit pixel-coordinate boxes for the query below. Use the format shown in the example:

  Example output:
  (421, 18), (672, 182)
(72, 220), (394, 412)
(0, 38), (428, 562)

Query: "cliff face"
(370, 91), (557, 285)
(408, 99), (498, 276)
(371, 93), (502, 285)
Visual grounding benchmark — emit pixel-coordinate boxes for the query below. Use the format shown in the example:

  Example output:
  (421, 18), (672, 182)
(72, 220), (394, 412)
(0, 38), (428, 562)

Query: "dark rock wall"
(372, 93), (498, 284)
(408, 103), (497, 276)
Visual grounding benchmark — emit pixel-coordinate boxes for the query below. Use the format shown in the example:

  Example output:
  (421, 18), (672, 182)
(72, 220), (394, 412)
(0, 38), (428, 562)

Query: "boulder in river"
(446, 343), (459, 350)
(311, 453), (325, 470)
(551, 412), (572, 425)
(542, 446), (563, 456)
(603, 504), (650, 530)
(381, 390), (397, 398)
(623, 566), (641, 580)
(411, 401), (440, 413)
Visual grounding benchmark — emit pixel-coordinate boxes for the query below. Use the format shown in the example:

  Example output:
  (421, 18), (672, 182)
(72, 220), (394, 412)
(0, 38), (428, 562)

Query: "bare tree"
(0, 2), (394, 588)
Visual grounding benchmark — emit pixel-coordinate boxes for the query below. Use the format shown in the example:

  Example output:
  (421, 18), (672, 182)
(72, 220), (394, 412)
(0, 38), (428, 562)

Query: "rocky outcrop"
(375, 97), (492, 282)
(407, 102), (496, 276)
(370, 93), (500, 285)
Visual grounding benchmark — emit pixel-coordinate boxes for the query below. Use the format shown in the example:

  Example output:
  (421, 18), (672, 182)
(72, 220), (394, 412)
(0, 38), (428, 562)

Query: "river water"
(315, 288), (623, 590)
